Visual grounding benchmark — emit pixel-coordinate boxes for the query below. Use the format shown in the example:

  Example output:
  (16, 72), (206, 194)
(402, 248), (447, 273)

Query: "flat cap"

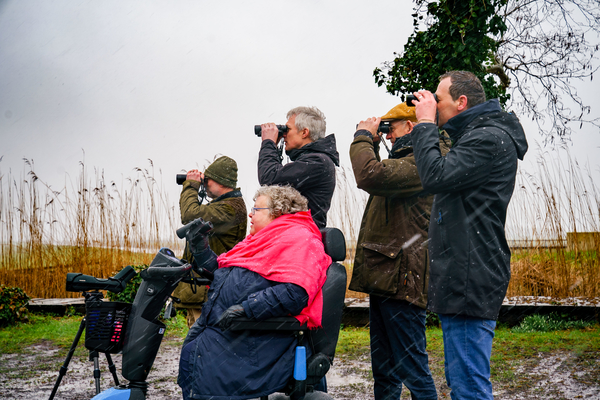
(381, 102), (417, 122)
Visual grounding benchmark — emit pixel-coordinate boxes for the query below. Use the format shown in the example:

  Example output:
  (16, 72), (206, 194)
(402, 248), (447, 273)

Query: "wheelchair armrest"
(228, 316), (307, 332)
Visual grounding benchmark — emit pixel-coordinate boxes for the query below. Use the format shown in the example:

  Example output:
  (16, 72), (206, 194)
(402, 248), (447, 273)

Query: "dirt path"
(1, 337), (599, 399)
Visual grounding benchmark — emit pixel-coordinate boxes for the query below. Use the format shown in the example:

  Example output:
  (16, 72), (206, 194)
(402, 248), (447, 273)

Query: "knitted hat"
(381, 102), (418, 122)
(204, 156), (238, 188)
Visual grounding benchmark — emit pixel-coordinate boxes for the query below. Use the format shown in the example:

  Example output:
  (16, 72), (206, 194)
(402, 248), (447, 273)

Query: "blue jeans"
(370, 295), (438, 400)
(439, 314), (496, 400)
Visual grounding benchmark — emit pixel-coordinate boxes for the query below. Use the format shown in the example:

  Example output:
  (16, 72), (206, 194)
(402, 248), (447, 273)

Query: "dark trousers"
(369, 295), (437, 400)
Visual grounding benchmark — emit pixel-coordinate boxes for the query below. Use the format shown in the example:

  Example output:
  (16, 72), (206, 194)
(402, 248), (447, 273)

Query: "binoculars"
(254, 125), (289, 137)
(356, 121), (391, 134)
(406, 93), (437, 107)
(176, 174), (188, 185)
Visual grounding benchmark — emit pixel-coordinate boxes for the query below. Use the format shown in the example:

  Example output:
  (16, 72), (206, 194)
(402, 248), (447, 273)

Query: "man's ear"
(301, 128), (310, 139)
(406, 120), (415, 133)
(457, 95), (468, 111)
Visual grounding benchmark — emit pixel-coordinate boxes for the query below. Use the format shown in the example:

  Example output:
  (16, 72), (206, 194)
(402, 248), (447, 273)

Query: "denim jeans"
(369, 295), (438, 400)
(439, 314), (496, 400)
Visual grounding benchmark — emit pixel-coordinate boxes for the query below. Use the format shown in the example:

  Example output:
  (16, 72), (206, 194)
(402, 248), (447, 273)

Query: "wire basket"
(85, 301), (132, 354)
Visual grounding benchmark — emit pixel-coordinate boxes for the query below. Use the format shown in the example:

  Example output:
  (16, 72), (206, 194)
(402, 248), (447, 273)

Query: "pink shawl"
(217, 211), (330, 328)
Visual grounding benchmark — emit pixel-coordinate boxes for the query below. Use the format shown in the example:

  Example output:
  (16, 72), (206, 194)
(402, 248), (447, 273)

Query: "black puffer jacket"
(412, 99), (528, 320)
(258, 135), (340, 229)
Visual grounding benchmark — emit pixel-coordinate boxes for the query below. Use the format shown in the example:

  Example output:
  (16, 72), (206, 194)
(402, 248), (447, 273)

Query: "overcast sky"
(1, 0), (599, 234)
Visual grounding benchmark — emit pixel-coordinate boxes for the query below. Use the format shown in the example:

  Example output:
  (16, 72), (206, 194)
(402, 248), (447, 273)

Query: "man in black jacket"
(410, 71), (528, 400)
(258, 106), (339, 229)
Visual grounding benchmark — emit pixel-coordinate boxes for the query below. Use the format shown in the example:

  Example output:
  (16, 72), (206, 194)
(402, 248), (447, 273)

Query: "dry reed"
(1, 145), (598, 301)
(0, 159), (183, 298)
(506, 146), (599, 299)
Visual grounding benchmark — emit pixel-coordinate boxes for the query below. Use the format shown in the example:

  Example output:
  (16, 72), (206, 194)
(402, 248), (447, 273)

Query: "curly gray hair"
(287, 106), (326, 142)
(254, 185), (308, 218)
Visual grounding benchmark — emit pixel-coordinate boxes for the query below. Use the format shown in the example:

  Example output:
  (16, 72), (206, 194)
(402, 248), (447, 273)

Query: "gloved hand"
(218, 304), (246, 331)
(185, 218), (212, 255)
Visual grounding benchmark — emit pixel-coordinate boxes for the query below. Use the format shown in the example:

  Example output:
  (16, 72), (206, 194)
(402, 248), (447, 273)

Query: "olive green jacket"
(173, 180), (247, 308)
(348, 132), (450, 308)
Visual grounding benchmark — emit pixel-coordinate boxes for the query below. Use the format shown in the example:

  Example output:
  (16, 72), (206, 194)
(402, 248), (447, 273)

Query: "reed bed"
(0, 159), (183, 298)
(1, 146), (599, 301)
(327, 167), (368, 299)
(506, 146), (600, 298)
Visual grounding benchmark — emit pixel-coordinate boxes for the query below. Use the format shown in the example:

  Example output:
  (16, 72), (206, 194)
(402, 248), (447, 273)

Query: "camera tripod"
(48, 291), (121, 400)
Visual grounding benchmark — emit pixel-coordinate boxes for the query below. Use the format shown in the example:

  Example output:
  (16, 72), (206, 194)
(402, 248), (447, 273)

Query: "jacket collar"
(210, 189), (243, 203)
(442, 99), (502, 142)
(285, 134), (340, 166)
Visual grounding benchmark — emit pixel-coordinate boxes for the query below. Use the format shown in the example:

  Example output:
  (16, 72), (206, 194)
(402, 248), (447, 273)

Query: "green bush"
(0, 285), (30, 327)
(106, 265), (147, 303)
(512, 313), (595, 333)
(426, 311), (440, 327)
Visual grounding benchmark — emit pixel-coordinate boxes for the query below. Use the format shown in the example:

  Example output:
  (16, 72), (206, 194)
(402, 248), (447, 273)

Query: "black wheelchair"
(49, 223), (347, 400)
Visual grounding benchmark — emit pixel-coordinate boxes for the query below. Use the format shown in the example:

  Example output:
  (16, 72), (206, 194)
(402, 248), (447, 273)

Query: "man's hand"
(412, 90), (437, 124)
(357, 117), (381, 143)
(218, 304), (246, 331)
(186, 169), (204, 182)
(260, 123), (281, 144)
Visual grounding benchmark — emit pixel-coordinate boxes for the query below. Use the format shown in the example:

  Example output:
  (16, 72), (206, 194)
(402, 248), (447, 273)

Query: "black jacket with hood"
(258, 134), (340, 229)
(412, 99), (528, 320)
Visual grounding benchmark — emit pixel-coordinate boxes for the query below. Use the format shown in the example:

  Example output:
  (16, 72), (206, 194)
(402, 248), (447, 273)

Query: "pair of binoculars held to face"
(254, 124), (289, 137)
(405, 93), (437, 107)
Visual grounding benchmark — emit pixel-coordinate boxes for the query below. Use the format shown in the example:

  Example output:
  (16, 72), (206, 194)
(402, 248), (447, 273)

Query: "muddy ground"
(1, 336), (599, 400)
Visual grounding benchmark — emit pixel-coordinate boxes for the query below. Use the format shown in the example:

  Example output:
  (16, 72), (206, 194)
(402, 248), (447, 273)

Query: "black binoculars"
(356, 121), (392, 134)
(406, 93), (438, 107)
(176, 174), (187, 185)
(254, 125), (289, 137)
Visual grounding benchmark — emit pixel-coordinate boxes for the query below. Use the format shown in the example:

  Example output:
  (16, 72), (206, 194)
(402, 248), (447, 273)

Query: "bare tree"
(375, 0), (600, 142)
(495, 0), (600, 141)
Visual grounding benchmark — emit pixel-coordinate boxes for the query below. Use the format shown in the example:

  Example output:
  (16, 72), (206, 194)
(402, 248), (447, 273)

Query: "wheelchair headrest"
(320, 227), (346, 262)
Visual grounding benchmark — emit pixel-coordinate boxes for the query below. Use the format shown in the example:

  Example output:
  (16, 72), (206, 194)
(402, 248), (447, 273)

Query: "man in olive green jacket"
(174, 155), (247, 328)
(349, 103), (450, 400)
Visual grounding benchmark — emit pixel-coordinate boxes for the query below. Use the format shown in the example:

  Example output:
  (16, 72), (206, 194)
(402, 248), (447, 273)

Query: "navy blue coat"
(412, 99), (528, 320)
(178, 249), (309, 400)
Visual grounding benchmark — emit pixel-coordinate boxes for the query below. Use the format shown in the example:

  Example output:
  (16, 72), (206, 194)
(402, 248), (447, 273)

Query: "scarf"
(217, 211), (331, 328)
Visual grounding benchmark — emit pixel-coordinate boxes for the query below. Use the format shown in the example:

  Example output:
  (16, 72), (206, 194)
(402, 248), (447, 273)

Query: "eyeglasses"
(251, 207), (270, 215)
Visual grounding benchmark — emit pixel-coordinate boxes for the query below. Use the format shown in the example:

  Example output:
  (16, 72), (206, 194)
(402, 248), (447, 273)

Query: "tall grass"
(0, 159), (183, 298)
(1, 145), (599, 300)
(327, 166), (368, 298)
(506, 145), (600, 298)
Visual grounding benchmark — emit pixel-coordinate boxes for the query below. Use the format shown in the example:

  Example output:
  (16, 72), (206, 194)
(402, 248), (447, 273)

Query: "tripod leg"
(48, 317), (86, 400)
(105, 353), (121, 386)
(90, 350), (102, 394)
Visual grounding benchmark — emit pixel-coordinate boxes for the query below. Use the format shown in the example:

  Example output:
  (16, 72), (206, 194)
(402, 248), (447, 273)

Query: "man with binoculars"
(257, 106), (339, 229)
(174, 155), (247, 328)
(411, 71), (528, 399)
(349, 102), (449, 400)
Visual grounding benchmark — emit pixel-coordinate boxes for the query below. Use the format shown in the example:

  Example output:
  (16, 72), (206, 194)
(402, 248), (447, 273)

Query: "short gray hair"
(254, 185), (308, 218)
(287, 106), (326, 141)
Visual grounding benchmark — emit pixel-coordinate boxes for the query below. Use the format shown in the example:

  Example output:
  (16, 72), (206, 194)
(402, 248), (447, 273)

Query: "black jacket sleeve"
(241, 283), (308, 321)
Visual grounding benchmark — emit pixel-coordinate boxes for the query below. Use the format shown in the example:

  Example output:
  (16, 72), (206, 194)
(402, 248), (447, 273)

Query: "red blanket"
(217, 211), (330, 328)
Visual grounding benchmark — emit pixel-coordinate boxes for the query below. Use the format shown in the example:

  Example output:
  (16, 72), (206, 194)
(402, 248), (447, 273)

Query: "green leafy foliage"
(0, 285), (30, 327)
(512, 313), (596, 333)
(374, 0), (509, 105)
(106, 265), (146, 303)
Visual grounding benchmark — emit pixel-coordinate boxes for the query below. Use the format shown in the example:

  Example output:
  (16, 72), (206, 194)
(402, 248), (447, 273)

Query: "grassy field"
(1, 313), (598, 399)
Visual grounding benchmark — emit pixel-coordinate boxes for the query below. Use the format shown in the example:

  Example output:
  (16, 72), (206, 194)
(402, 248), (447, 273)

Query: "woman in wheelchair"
(178, 185), (331, 400)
